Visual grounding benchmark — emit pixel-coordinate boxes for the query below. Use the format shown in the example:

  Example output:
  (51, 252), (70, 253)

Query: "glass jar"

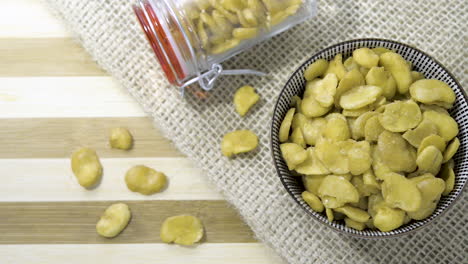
(133, 0), (316, 93)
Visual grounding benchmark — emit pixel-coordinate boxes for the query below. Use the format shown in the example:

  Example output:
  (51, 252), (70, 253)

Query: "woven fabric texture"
(45, 0), (467, 263)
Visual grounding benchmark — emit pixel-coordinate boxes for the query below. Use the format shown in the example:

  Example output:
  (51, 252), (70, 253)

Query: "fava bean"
(125, 165), (167, 195)
(379, 100), (422, 132)
(109, 127), (133, 150)
(373, 206), (405, 232)
(304, 59), (329, 81)
(410, 79), (455, 107)
(279, 108), (295, 142)
(221, 130), (258, 157)
(353, 48), (379, 68)
(160, 215), (204, 245)
(71, 147), (103, 188)
(379, 52), (412, 94)
(443, 137), (460, 162)
(381, 172), (422, 212)
(96, 203), (131, 238)
(295, 147), (330, 175)
(302, 191), (325, 213)
(280, 143), (308, 170)
(234, 85), (260, 116)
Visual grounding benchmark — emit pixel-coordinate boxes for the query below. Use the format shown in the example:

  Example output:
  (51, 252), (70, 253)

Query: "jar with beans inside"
(133, 0), (316, 93)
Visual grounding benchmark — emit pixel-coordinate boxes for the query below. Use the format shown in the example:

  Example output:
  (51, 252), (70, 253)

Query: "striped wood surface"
(0, 1), (284, 263)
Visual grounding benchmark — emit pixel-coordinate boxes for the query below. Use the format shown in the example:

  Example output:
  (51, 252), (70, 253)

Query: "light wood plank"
(0, 244), (285, 264)
(0, 158), (221, 201)
(0, 201), (255, 244)
(0, 0), (69, 38)
(0, 38), (106, 76)
(0, 77), (145, 118)
(0, 117), (183, 158)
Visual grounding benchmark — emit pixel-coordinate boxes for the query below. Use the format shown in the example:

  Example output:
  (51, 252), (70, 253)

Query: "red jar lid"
(133, 1), (186, 85)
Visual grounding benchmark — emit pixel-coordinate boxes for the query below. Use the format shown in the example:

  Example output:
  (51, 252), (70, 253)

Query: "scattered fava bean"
(409, 79), (456, 107)
(365, 66), (397, 100)
(334, 205), (370, 223)
(443, 137), (460, 162)
(379, 52), (412, 94)
(109, 127), (133, 150)
(318, 175), (360, 205)
(302, 191), (325, 213)
(408, 175), (445, 220)
(125, 165), (167, 195)
(379, 100), (422, 132)
(344, 217), (366, 230)
(402, 119), (438, 148)
(439, 160), (455, 196)
(71, 147), (103, 188)
(340, 85), (383, 110)
(423, 110), (458, 142)
(221, 130), (258, 157)
(417, 134), (446, 155)
(304, 59), (329, 81)
(353, 48), (380, 68)
(233, 85), (260, 116)
(279, 108), (295, 142)
(160, 215), (204, 246)
(417, 145), (443, 176)
(373, 206), (406, 232)
(325, 54), (347, 81)
(381, 172), (422, 212)
(294, 147), (330, 175)
(96, 203), (131, 238)
(280, 143), (308, 170)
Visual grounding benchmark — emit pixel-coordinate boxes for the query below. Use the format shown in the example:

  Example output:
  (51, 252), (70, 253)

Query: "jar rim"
(133, 0), (198, 86)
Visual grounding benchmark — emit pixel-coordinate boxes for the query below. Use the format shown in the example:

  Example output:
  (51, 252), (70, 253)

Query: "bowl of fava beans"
(271, 39), (467, 238)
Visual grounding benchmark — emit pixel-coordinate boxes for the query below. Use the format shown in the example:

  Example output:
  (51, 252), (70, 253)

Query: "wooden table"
(0, 1), (284, 263)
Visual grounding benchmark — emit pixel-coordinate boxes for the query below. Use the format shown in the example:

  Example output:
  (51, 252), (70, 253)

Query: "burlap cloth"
(45, 0), (467, 263)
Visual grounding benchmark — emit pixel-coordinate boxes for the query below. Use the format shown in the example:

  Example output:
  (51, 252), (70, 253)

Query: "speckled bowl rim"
(270, 38), (467, 239)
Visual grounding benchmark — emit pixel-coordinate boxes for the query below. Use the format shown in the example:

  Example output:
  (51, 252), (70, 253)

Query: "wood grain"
(0, 117), (184, 158)
(0, 77), (145, 118)
(0, 38), (105, 77)
(0, 158), (222, 202)
(0, 244), (284, 264)
(0, 0), (69, 38)
(0, 201), (255, 244)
